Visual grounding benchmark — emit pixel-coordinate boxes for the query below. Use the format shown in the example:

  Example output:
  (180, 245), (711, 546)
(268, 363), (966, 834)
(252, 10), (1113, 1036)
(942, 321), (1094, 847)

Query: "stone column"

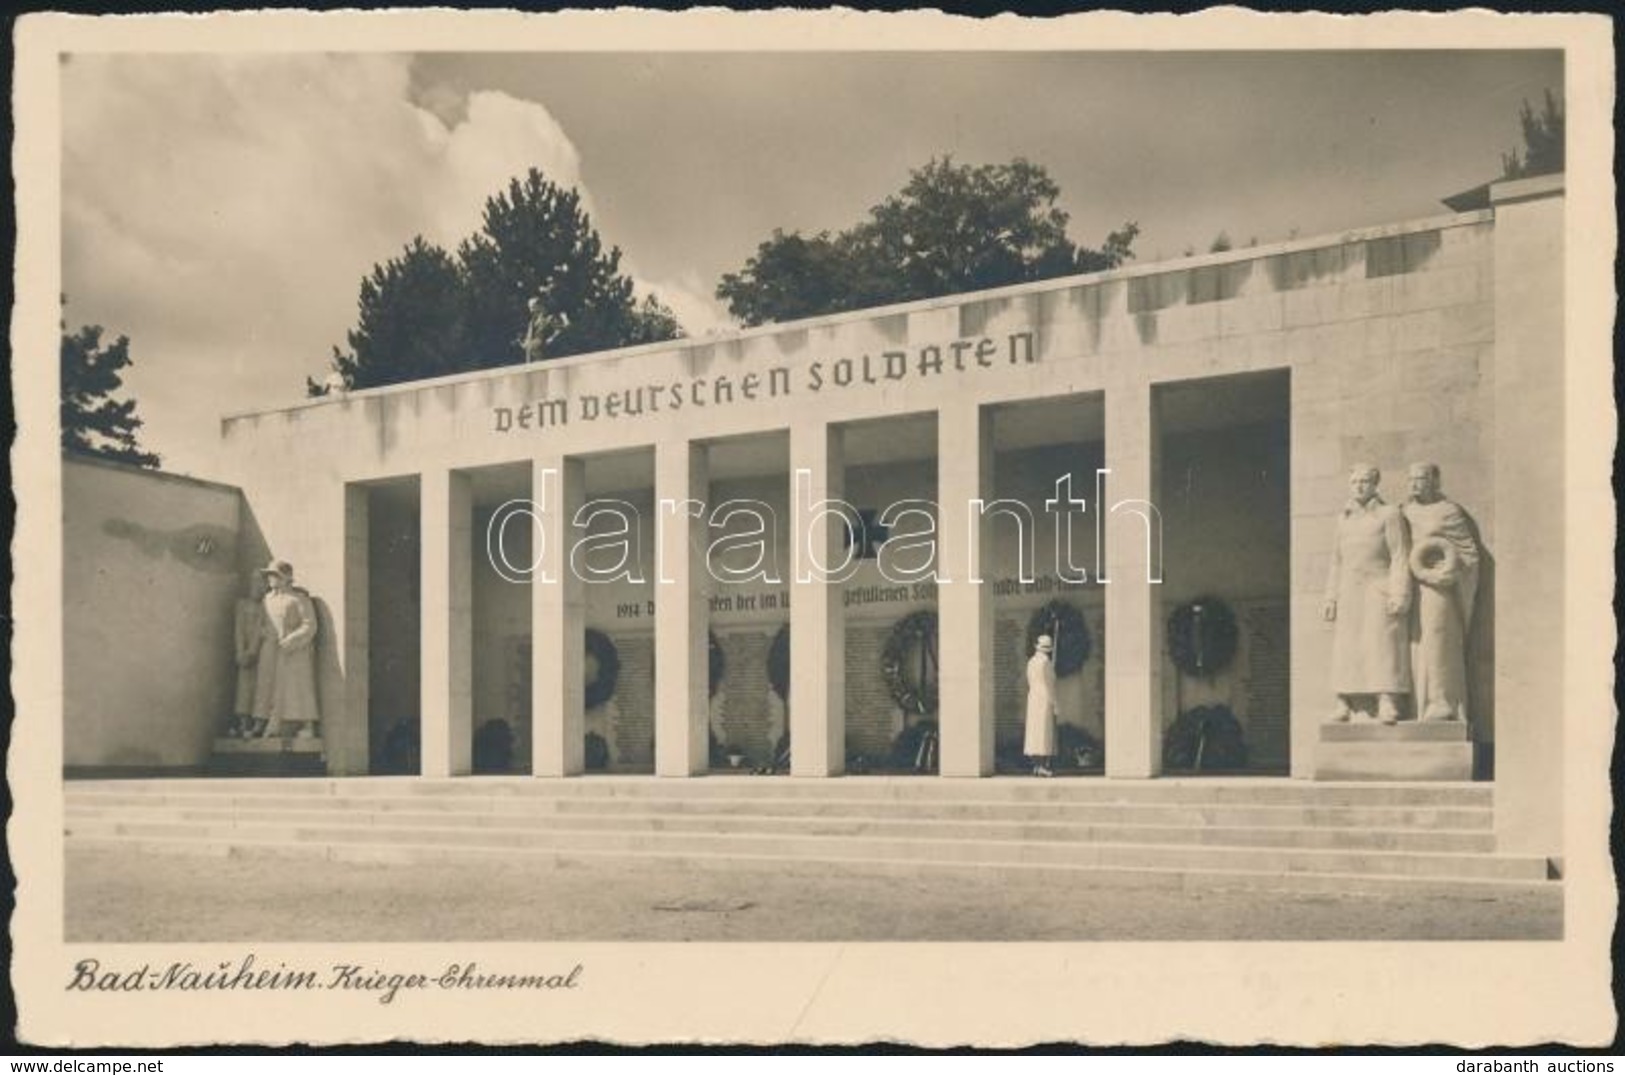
(333, 483), (371, 776)
(789, 420), (847, 776)
(1490, 174), (1564, 856)
(1289, 364), (1341, 779)
(937, 404), (995, 776)
(655, 440), (710, 776)
(1104, 380), (1165, 778)
(420, 468), (474, 777)
(532, 456), (586, 777)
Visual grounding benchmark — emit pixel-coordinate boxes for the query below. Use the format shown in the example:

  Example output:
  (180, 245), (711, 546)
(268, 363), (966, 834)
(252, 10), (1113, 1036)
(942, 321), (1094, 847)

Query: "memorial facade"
(64, 174), (1565, 858)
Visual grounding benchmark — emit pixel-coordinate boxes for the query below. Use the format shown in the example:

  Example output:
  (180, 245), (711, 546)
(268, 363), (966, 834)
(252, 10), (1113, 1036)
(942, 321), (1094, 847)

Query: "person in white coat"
(1024, 634), (1059, 777)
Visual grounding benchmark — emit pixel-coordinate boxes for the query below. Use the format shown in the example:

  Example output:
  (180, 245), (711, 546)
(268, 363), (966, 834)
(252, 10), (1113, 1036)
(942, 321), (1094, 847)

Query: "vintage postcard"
(10, 8), (1617, 1048)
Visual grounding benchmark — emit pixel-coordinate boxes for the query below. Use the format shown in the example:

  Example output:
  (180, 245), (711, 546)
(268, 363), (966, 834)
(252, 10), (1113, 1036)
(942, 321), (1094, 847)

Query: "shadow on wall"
(312, 595), (342, 741)
(1465, 514), (1495, 751)
(236, 496), (272, 589)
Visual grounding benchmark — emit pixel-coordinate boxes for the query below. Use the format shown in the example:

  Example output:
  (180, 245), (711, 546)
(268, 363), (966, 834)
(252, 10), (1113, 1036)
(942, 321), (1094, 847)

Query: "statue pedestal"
(1313, 721), (1473, 781)
(209, 735), (326, 776)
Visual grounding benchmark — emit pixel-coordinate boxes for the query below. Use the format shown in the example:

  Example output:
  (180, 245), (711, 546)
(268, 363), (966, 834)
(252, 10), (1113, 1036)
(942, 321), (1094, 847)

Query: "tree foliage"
(1501, 90), (1565, 180)
(717, 157), (1139, 327)
(318, 168), (682, 395)
(61, 321), (160, 468)
(327, 237), (468, 390)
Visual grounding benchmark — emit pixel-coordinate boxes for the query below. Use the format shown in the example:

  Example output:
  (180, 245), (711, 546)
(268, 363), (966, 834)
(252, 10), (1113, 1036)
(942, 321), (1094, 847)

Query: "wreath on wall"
(1166, 596), (1240, 678)
(767, 625), (791, 702)
(1025, 600), (1092, 677)
(584, 628), (621, 709)
(1162, 704), (1248, 771)
(881, 610), (940, 717)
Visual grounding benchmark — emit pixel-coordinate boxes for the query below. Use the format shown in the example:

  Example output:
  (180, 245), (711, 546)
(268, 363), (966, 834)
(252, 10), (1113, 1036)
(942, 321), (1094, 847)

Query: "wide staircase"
(63, 776), (1557, 895)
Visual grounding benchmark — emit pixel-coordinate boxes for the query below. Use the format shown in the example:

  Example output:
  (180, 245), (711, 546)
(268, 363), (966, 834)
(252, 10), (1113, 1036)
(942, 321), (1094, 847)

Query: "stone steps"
(63, 792), (1493, 831)
(68, 775), (1493, 806)
(64, 834), (1548, 899)
(65, 776), (1540, 893)
(64, 818), (1543, 881)
(63, 805), (1497, 852)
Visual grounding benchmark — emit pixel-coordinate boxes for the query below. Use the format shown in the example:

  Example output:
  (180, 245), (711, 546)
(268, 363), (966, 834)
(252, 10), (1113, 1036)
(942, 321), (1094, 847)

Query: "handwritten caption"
(68, 955), (582, 1005)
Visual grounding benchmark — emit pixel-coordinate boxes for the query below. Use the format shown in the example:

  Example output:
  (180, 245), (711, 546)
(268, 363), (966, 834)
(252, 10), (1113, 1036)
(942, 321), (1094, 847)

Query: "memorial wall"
(64, 174), (1564, 863)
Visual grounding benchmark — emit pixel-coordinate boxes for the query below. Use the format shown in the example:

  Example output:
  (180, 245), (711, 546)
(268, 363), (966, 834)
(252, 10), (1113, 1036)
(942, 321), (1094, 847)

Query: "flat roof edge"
(223, 206), (1499, 426)
(63, 450), (244, 495)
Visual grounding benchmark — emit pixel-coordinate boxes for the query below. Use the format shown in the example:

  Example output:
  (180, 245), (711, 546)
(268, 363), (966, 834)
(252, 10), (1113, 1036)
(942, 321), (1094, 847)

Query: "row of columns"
(414, 388), (1164, 780)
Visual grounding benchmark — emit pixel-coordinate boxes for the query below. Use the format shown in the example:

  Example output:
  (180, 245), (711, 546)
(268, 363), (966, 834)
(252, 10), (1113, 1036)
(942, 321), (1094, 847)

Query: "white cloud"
(629, 267), (734, 338)
(61, 54), (601, 476)
(425, 89), (588, 247)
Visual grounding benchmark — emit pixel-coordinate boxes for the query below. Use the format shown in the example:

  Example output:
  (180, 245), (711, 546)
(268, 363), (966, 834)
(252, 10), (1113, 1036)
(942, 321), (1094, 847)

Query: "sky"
(59, 49), (1563, 477)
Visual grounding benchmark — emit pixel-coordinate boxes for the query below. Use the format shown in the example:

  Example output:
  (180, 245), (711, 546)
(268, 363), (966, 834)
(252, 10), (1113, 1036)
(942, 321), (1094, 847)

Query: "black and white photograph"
(10, 9), (1616, 1049)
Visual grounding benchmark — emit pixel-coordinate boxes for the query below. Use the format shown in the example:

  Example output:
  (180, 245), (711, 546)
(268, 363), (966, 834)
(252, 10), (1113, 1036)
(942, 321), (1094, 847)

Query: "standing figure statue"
(1403, 463), (1481, 723)
(248, 577), (280, 738)
(258, 559), (321, 739)
(1024, 634), (1059, 776)
(1323, 464), (1412, 724)
(520, 295), (570, 364)
(229, 571), (269, 738)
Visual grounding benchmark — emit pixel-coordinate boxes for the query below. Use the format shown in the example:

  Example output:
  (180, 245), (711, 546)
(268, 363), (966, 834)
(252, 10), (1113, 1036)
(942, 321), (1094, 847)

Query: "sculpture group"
(1323, 462), (1482, 726)
(229, 559), (321, 740)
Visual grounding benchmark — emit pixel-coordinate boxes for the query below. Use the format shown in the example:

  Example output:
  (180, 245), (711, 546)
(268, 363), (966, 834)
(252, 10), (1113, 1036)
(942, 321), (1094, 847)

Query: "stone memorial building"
(63, 174), (1565, 861)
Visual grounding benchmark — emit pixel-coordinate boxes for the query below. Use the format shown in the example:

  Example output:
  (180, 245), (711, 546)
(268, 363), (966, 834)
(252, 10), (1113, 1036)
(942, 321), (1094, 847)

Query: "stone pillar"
(532, 456), (586, 777)
(789, 421), (847, 776)
(333, 483), (371, 776)
(1104, 380), (1164, 778)
(1289, 364), (1340, 779)
(420, 468), (474, 777)
(1490, 174), (1564, 856)
(937, 404), (995, 776)
(655, 439), (710, 776)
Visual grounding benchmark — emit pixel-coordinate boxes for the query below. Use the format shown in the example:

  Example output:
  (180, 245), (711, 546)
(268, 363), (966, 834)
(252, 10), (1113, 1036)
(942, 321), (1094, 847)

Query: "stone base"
(213, 735), (325, 755)
(1313, 721), (1473, 781)
(209, 735), (326, 776)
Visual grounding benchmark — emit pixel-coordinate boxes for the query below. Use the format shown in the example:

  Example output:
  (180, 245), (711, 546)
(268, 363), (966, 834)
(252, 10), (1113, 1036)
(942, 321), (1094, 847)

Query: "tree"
(1501, 90), (1564, 180)
(318, 168), (682, 394)
(717, 157), (1139, 327)
(713, 229), (863, 327)
(458, 171), (677, 368)
(61, 320), (160, 468)
(327, 236), (469, 390)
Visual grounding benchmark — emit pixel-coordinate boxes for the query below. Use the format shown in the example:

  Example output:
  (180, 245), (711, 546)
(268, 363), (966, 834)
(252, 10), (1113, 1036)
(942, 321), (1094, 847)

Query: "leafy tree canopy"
(61, 319), (160, 469)
(1501, 90), (1564, 180)
(717, 157), (1139, 327)
(316, 168), (681, 395)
